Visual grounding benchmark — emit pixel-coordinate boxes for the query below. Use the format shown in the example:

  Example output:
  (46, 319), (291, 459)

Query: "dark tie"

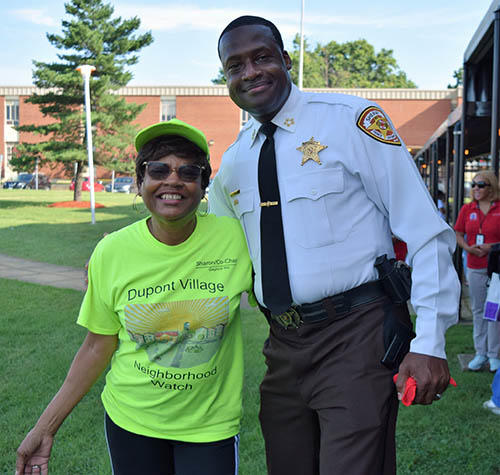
(258, 122), (293, 315)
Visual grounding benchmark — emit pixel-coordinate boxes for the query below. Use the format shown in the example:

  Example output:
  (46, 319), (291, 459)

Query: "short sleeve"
(454, 206), (467, 233)
(77, 241), (121, 335)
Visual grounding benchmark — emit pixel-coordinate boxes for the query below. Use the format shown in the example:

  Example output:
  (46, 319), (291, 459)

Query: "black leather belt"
(268, 280), (386, 329)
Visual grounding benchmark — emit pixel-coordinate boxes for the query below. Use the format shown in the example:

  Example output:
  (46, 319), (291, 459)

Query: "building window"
(161, 97), (176, 121)
(2, 143), (16, 178)
(6, 143), (15, 164)
(6, 100), (19, 126)
(241, 109), (250, 128)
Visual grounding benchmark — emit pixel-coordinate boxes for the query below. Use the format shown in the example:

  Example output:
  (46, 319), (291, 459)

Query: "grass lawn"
(2, 190), (500, 474)
(0, 189), (142, 267)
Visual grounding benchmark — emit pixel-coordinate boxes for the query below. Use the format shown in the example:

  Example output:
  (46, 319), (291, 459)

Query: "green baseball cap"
(134, 119), (210, 159)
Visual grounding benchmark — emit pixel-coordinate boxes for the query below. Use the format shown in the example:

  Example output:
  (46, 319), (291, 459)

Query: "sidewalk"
(0, 253), (86, 291)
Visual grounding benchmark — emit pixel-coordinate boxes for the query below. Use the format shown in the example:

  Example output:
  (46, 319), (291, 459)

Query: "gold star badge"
(284, 118), (295, 127)
(297, 137), (328, 166)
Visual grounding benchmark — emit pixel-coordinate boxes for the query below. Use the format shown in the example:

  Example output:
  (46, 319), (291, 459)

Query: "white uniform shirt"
(209, 84), (460, 359)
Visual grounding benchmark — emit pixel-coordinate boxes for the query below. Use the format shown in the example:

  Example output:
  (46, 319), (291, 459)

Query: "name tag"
(476, 234), (484, 245)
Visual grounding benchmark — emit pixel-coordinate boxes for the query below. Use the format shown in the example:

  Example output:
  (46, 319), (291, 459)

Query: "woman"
(15, 119), (253, 475)
(455, 170), (500, 372)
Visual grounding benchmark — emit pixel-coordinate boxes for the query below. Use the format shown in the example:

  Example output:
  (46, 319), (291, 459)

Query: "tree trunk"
(73, 160), (83, 202)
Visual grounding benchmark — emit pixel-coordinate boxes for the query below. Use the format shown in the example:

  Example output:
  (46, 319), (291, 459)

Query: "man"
(209, 16), (460, 474)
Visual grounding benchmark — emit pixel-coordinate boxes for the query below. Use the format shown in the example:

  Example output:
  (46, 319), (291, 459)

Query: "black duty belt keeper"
(266, 280), (386, 330)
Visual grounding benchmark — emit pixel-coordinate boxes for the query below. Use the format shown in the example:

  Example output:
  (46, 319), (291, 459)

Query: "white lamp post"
(76, 64), (96, 224)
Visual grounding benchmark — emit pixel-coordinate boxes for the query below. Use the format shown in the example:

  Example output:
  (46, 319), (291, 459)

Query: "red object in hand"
(393, 374), (457, 406)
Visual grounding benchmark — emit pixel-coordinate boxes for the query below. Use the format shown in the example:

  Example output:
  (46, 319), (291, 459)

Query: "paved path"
(0, 253), (86, 291)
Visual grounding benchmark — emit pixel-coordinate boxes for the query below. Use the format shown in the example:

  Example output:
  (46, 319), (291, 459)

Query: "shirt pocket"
(284, 167), (352, 248)
(232, 189), (258, 258)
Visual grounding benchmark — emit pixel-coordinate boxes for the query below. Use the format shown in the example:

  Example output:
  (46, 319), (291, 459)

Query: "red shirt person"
(455, 200), (500, 269)
(455, 170), (500, 372)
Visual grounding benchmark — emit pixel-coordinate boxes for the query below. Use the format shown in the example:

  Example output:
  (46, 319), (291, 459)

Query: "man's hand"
(396, 352), (450, 405)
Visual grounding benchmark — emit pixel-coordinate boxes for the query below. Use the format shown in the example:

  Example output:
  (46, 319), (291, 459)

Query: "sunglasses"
(471, 181), (490, 189)
(143, 162), (205, 182)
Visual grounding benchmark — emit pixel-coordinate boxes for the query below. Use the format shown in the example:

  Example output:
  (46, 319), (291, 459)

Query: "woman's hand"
(15, 332), (117, 475)
(477, 243), (493, 254)
(16, 427), (53, 474)
(469, 244), (489, 258)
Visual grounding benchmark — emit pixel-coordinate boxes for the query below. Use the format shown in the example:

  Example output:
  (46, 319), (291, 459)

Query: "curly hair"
(135, 135), (211, 190)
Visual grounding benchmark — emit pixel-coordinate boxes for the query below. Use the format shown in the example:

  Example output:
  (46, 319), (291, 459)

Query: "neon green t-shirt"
(77, 214), (253, 442)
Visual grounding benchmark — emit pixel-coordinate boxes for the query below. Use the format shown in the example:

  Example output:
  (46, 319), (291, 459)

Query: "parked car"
(69, 178), (105, 192)
(105, 176), (137, 193)
(2, 173), (51, 190)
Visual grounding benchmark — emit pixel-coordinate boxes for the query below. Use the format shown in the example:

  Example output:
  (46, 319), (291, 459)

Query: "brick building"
(0, 85), (462, 180)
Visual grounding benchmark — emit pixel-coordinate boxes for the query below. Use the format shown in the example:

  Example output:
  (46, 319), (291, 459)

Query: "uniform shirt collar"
(248, 84), (303, 146)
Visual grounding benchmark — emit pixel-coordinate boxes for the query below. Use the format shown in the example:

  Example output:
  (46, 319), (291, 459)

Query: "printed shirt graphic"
(77, 214), (253, 442)
(125, 297), (229, 368)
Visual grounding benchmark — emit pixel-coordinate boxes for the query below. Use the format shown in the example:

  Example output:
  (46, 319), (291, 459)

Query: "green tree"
(13, 0), (153, 200)
(212, 35), (415, 89)
(447, 67), (463, 89)
(212, 68), (226, 85)
(289, 35), (416, 88)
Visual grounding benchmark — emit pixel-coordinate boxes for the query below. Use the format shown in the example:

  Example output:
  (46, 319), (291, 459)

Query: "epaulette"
(241, 118), (254, 131)
(228, 116), (255, 144)
(304, 91), (369, 110)
(221, 125), (249, 159)
(224, 139), (239, 153)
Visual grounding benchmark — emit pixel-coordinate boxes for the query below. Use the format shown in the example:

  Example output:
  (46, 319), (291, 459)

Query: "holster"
(380, 302), (415, 370)
(375, 254), (415, 370)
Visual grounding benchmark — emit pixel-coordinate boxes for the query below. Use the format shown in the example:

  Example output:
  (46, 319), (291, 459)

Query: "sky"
(0, 0), (496, 90)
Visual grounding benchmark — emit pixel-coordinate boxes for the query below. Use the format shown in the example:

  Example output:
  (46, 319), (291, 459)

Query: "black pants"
(259, 297), (406, 475)
(104, 413), (239, 475)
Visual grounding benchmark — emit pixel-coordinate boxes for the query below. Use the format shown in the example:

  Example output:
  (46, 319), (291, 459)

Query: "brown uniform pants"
(259, 296), (408, 475)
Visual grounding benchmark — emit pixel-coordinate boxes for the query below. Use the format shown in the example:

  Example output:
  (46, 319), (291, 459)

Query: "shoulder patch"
(356, 106), (401, 146)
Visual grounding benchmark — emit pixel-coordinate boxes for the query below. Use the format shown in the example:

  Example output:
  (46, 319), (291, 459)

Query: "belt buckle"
(272, 306), (302, 329)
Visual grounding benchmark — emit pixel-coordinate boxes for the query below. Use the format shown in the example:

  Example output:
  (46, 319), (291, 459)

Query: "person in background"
(437, 187), (446, 220)
(210, 15), (460, 475)
(15, 119), (253, 475)
(455, 170), (500, 372)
